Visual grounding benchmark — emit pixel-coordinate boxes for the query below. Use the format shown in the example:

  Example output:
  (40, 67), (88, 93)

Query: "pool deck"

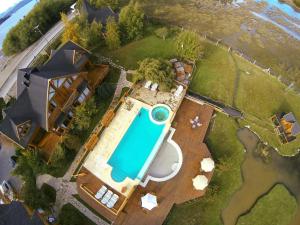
(77, 98), (215, 225)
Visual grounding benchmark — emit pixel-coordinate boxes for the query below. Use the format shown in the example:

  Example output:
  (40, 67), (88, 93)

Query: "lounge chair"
(174, 85), (184, 97)
(151, 83), (158, 91)
(144, 80), (152, 89)
(95, 185), (107, 200)
(106, 194), (119, 208)
(101, 190), (113, 205)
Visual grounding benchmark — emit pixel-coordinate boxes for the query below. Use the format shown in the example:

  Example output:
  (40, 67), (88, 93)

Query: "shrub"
(175, 30), (204, 61)
(154, 27), (169, 40)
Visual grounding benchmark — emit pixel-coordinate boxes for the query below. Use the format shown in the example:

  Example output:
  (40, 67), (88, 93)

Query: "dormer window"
(17, 120), (31, 139)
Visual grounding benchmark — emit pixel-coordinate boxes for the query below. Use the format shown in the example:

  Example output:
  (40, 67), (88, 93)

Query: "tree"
(82, 19), (103, 50)
(134, 58), (174, 91)
(175, 30), (204, 61)
(89, 0), (120, 9)
(119, 1), (144, 42)
(71, 97), (98, 131)
(154, 27), (169, 40)
(105, 17), (121, 49)
(61, 13), (81, 44)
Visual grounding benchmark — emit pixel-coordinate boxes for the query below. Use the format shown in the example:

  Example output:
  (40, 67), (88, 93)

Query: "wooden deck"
(77, 98), (214, 225)
(77, 167), (128, 221)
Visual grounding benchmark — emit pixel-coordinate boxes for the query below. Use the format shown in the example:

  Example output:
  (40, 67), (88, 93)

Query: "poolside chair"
(95, 185), (107, 200)
(106, 194), (119, 208)
(101, 190), (113, 205)
(174, 85), (184, 97)
(144, 80), (152, 89)
(151, 83), (158, 91)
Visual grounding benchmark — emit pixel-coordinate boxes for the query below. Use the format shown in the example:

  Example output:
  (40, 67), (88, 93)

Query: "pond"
(222, 128), (300, 225)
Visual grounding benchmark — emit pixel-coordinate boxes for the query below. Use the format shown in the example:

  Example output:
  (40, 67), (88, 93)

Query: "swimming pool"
(108, 107), (166, 182)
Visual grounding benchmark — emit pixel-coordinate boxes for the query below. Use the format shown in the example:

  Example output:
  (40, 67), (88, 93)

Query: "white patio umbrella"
(201, 158), (215, 172)
(141, 193), (158, 210)
(192, 175), (208, 190)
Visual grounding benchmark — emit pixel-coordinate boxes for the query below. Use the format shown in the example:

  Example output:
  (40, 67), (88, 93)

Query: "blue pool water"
(108, 107), (165, 182)
(151, 105), (170, 123)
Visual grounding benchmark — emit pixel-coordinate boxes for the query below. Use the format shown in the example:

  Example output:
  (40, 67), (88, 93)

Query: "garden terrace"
(131, 83), (186, 112)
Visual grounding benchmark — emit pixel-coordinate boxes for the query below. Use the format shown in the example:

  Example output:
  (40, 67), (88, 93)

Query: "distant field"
(190, 42), (300, 155)
(237, 184), (298, 225)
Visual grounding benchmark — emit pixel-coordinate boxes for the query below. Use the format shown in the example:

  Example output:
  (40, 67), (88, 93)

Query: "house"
(0, 201), (44, 225)
(0, 41), (109, 159)
(80, 0), (118, 25)
(272, 112), (300, 143)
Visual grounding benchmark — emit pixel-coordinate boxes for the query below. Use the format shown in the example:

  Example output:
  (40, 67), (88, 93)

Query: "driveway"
(0, 136), (22, 193)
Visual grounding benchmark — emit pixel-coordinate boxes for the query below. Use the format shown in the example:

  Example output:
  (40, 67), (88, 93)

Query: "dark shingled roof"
(0, 41), (90, 148)
(0, 201), (44, 225)
(81, 0), (118, 24)
(283, 112), (300, 136)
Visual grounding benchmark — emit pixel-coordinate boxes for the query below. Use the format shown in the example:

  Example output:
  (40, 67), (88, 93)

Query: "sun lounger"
(101, 190), (113, 205)
(174, 85), (184, 97)
(144, 80), (152, 89)
(151, 83), (158, 91)
(95, 185), (107, 200)
(106, 194), (119, 208)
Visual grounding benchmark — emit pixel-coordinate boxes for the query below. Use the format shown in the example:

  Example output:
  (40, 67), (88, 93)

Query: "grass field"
(58, 204), (96, 225)
(164, 114), (244, 225)
(190, 43), (300, 155)
(102, 35), (177, 69)
(237, 184), (297, 225)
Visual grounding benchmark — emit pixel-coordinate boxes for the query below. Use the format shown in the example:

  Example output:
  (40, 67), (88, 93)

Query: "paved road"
(0, 12), (75, 99)
(0, 136), (22, 192)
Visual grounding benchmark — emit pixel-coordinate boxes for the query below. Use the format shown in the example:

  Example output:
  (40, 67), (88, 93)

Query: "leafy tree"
(63, 133), (82, 150)
(154, 27), (169, 40)
(105, 17), (121, 49)
(119, 1), (144, 42)
(82, 19), (103, 50)
(89, 0), (120, 9)
(134, 58), (174, 91)
(71, 97), (98, 131)
(61, 13), (81, 44)
(96, 82), (115, 100)
(175, 30), (204, 61)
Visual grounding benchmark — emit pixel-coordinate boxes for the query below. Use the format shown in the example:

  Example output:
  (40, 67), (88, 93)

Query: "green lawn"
(190, 44), (300, 155)
(58, 204), (96, 225)
(164, 114), (245, 225)
(102, 35), (177, 69)
(237, 184), (297, 225)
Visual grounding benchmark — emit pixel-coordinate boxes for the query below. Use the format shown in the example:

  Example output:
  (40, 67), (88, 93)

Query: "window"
(48, 86), (55, 100)
(64, 79), (72, 88)
(17, 121), (31, 139)
(77, 93), (85, 103)
(51, 78), (65, 88)
(83, 87), (90, 97)
(72, 75), (78, 80)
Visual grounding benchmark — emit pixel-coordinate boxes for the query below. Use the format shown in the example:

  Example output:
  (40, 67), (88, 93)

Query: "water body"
(256, 0), (300, 20)
(0, 0), (37, 49)
(222, 128), (300, 225)
(251, 11), (300, 40)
